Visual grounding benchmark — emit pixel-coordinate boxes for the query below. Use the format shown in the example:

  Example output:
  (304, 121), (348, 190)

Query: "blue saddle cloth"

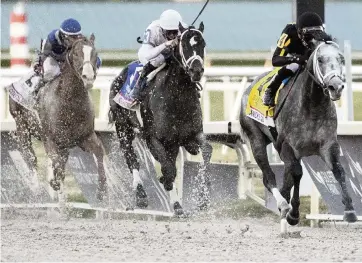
(118, 61), (143, 102)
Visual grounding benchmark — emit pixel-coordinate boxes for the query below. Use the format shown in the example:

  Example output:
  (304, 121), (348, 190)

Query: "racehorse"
(109, 22), (212, 214)
(240, 37), (357, 225)
(36, 34), (107, 200)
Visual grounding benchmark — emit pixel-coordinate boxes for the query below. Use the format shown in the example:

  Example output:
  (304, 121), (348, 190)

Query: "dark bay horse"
(36, 35), (107, 201)
(240, 38), (357, 225)
(109, 22), (212, 214)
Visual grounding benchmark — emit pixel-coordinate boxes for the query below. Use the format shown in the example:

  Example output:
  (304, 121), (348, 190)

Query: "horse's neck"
(167, 61), (192, 88)
(299, 71), (333, 117)
(59, 64), (86, 97)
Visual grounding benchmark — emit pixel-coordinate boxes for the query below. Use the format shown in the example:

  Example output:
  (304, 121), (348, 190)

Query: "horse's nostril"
(82, 75), (87, 79)
(328, 85), (336, 91)
(339, 84), (345, 90)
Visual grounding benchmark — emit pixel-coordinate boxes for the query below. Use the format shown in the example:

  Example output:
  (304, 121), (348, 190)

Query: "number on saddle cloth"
(7, 71), (41, 111)
(118, 61), (144, 102)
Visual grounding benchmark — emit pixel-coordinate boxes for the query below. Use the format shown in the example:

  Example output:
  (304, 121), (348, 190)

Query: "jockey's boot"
(263, 74), (283, 107)
(32, 78), (46, 97)
(130, 62), (157, 107)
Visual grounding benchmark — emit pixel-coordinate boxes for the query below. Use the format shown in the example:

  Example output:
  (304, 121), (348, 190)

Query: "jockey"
(130, 9), (184, 106)
(263, 12), (325, 106)
(32, 18), (101, 92)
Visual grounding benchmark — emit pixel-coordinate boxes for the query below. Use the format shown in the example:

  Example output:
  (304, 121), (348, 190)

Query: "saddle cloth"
(113, 61), (144, 110)
(6, 71), (41, 111)
(245, 67), (290, 127)
(113, 61), (166, 110)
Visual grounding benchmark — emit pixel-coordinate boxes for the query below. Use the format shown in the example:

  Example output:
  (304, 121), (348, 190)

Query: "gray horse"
(36, 35), (107, 200)
(240, 38), (357, 225)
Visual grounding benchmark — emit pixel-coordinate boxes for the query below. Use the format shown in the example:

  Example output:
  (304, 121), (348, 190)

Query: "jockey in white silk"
(131, 9), (187, 106)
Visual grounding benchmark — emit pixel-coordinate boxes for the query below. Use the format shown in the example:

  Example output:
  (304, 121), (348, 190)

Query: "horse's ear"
(199, 22), (204, 33)
(90, 33), (95, 45)
(179, 22), (186, 33)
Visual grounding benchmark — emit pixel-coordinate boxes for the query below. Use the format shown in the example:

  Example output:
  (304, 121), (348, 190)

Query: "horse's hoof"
(279, 200), (291, 218)
(173, 201), (184, 216)
(286, 210), (300, 226)
(49, 179), (60, 191)
(136, 184), (148, 208)
(197, 195), (210, 211)
(198, 201), (210, 211)
(163, 180), (173, 191)
(343, 210), (358, 223)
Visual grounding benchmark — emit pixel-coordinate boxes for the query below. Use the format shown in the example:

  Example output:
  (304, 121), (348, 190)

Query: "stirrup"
(130, 99), (140, 107)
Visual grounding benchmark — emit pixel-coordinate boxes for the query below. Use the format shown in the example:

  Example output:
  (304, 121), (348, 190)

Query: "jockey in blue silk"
(33, 18), (101, 92)
(130, 9), (185, 107)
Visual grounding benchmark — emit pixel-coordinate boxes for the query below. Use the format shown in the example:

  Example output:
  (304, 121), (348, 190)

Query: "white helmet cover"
(159, 9), (182, 30)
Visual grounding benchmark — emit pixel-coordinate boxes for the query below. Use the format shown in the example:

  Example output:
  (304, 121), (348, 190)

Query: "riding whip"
(191, 0), (210, 26)
(136, 0), (210, 44)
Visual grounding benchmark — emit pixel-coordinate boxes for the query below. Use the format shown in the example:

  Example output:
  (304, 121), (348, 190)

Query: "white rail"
(1, 66), (362, 124)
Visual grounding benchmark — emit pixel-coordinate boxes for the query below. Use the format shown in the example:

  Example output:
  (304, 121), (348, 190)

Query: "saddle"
(245, 68), (293, 127)
(6, 71), (42, 111)
(113, 61), (165, 110)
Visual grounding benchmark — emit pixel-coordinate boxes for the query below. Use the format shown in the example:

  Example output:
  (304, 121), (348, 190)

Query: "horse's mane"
(310, 31), (334, 43)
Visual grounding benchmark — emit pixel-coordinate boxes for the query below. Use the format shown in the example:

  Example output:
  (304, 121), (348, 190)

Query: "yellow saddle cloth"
(245, 67), (287, 127)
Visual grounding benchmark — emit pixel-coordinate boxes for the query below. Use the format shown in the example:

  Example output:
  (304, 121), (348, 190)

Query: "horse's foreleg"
(196, 132), (213, 167)
(115, 120), (147, 208)
(149, 137), (178, 190)
(279, 142), (303, 225)
(249, 135), (290, 215)
(149, 138), (182, 213)
(321, 142), (357, 223)
(44, 139), (69, 194)
(80, 132), (107, 201)
(194, 132), (213, 210)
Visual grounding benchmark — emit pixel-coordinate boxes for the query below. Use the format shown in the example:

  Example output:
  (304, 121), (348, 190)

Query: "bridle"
(178, 28), (204, 71)
(170, 28), (205, 89)
(307, 41), (345, 93)
(66, 38), (95, 80)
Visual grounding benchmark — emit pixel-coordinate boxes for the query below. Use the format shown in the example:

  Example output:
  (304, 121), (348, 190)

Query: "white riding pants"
(286, 63), (300, 73)
(43, 56), (61, 82)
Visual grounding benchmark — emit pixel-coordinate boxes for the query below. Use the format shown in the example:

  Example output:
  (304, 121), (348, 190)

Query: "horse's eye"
(318, 57), (323, 63)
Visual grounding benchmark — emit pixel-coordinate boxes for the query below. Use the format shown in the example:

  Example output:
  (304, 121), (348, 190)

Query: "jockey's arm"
(33, 38), (53, 69)
(271, 46), (293, 67)
(271, 24), (297, 67)
(138, 43), (168, 62)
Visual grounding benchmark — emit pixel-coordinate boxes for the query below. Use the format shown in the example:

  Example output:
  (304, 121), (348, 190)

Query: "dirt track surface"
(1, 216), (362, 262)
